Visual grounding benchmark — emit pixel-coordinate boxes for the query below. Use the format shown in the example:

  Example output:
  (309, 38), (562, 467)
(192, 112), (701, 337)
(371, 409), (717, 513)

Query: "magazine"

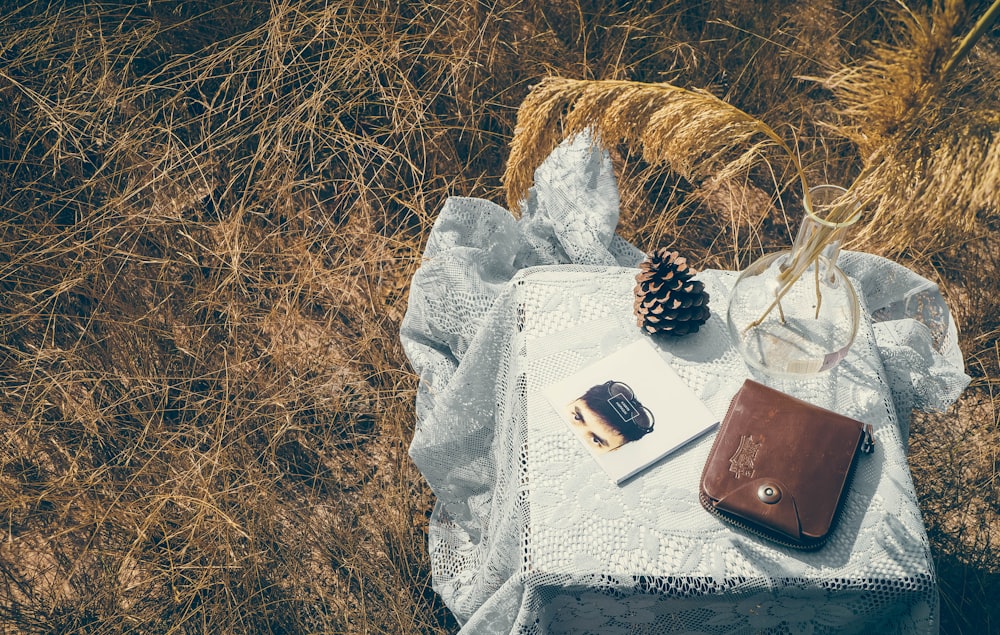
(542, 338), (718, 484)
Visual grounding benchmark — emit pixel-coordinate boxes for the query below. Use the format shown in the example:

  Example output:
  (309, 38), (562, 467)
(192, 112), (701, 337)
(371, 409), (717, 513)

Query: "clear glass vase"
(726, 185), (861, 377)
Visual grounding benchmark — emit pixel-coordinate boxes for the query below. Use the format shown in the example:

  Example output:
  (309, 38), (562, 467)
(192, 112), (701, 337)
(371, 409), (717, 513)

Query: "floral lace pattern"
(400, 133), (970, 634)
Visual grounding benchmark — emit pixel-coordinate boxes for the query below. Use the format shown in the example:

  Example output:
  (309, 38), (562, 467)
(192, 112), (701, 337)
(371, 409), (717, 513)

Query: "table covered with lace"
(400, 135), (970, 634)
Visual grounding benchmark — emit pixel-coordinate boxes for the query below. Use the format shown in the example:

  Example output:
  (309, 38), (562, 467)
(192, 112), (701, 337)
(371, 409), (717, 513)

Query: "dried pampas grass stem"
(940, 0), (1000, 79)
(503, 77), (811, 214)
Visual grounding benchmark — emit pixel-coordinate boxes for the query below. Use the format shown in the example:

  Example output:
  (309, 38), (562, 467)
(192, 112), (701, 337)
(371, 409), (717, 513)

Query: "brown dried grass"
(0, 1), (997, 633)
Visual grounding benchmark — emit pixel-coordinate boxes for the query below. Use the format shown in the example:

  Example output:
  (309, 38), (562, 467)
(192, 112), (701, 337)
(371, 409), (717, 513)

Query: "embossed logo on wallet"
(729, 434), (761, 479)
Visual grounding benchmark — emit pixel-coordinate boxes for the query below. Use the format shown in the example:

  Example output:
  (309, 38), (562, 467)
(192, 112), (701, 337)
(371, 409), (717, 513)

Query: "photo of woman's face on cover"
(565, 380), (655, 454)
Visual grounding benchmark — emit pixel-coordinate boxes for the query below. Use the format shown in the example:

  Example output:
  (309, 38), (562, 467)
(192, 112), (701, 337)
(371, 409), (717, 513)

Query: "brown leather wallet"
(699, 379), (875, 550)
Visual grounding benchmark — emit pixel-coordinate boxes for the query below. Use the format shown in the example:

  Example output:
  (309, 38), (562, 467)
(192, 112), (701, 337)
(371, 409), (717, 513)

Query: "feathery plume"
(504, 77), (809, 213)
(822, 0), (1000, 253)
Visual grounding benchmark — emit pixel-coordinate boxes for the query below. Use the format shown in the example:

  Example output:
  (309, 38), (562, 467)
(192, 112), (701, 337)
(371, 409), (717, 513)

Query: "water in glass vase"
(726, 185), (861, 377)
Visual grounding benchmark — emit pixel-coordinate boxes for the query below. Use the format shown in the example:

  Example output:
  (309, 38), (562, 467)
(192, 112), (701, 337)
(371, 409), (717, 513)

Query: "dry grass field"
(0, 1), (998, 633)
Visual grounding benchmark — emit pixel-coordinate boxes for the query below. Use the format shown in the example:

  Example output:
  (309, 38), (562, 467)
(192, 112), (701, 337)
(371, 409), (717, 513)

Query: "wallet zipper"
(860, 424), (875, 454)
(698, 490), (824, 550)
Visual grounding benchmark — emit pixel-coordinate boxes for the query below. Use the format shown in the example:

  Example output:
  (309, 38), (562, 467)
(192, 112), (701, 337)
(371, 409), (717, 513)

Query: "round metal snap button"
(757, 483), (781, 504)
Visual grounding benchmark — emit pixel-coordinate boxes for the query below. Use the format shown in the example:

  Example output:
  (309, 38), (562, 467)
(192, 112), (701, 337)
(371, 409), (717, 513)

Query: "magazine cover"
(542, 338), (718, 484)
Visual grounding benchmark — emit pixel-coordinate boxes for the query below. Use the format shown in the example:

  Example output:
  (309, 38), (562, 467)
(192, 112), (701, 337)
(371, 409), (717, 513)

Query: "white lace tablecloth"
(400, 134), (970, 634)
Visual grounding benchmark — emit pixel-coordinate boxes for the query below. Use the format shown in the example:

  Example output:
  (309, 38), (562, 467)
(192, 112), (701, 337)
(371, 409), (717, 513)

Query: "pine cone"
(633, 248), (710, 336)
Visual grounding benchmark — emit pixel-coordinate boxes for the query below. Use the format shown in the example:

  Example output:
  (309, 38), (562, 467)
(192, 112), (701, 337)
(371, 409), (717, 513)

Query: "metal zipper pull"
(860, 424), (875, 454)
